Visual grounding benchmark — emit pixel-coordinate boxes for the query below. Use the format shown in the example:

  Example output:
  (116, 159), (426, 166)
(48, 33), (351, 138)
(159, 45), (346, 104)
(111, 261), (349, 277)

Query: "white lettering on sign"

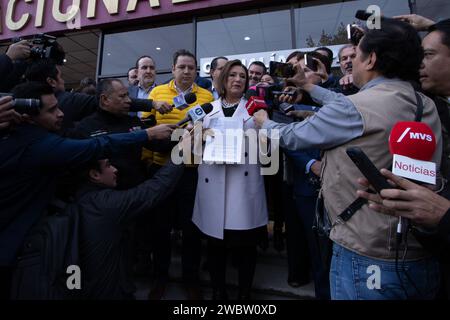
(392, 154), (436, 185)
(2, 0), (200, 34)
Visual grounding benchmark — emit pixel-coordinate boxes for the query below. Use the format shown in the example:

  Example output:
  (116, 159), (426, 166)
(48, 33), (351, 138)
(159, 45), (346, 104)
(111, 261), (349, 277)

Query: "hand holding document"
(203, 118), (244, 164)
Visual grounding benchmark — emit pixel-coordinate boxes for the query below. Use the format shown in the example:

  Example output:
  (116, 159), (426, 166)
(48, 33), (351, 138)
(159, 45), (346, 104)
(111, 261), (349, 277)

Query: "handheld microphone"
(173, 92), (197, 110)
(129, 98), (153, 112)
(389, 121), (437, 240)
(177, 103), (213, 126)
(245, 96), (268, 116)
(245, 89), (259, 100)
(389, 122), (436, 162)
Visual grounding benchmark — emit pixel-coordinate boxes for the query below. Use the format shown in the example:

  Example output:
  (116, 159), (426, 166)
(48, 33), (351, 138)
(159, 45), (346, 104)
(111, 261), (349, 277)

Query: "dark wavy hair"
(358, 18), (423, 82)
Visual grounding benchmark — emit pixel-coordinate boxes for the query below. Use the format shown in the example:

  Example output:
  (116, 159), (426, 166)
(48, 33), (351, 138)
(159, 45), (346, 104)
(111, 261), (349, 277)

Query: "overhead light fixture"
(244, 36), (251, 41)
(156, 47), (161, 51)
(107, 53), (111, 56)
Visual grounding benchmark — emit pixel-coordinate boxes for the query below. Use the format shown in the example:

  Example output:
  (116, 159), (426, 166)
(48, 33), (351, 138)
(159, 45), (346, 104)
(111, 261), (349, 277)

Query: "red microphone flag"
(389, 121), (436, 161)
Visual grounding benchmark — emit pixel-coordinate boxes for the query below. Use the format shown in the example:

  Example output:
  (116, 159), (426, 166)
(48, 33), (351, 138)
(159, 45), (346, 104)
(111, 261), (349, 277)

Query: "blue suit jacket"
(284, 147), (321, 197)
(128, 85), (139, 99)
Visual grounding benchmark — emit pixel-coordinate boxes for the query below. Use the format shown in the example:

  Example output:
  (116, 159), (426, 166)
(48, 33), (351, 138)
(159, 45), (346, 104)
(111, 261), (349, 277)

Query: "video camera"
(0, 93), (41, 115)
(13, 34), (66, 65)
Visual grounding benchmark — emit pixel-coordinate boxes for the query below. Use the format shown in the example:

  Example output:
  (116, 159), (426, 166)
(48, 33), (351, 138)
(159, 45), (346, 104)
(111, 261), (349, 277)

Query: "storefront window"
(295, 0), (410, 49)
(101, 22), (194, 77)
(196, 7), (292, 60)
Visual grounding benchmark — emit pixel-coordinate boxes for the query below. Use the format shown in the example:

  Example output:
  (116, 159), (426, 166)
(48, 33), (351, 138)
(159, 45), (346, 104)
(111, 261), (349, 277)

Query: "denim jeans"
(330, 243), (440, 300)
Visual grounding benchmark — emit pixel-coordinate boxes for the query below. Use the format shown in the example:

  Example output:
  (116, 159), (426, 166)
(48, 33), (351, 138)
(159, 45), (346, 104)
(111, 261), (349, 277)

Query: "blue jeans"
(330, 243), (440, 300)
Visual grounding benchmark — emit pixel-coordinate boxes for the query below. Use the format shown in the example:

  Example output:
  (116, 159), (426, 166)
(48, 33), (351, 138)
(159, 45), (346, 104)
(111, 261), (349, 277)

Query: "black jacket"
(56, 91), (98, 132)
(0, 123), (149, 266)
(0, 54), (28, 92)
(73, 109), (172, 189)
(77, 162), (183, 299)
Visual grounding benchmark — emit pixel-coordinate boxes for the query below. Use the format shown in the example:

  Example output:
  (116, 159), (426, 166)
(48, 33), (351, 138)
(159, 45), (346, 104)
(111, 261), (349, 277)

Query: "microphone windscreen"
(184, 93), (197, 105)
(389, 121), (436, 161)
(201, 103), (213, 114)
(245, 89), (258, 100)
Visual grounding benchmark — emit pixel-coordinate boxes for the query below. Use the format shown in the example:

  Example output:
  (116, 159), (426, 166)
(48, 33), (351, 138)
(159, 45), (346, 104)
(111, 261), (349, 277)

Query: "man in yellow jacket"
(144, 49), (213, 300)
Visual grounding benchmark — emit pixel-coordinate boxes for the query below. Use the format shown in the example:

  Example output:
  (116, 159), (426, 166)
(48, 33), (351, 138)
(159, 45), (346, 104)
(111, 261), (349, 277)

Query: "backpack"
(10, 202), (82, 300)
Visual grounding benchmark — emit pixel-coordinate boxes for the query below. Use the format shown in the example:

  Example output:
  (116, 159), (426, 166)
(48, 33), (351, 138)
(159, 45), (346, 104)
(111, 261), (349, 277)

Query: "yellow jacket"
(142, 80), (213, 165)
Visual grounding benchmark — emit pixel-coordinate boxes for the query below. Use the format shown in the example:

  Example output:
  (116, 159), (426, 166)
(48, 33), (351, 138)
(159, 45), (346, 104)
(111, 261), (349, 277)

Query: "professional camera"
(0, 93), (41, 115)
(13, 34), (66, 65)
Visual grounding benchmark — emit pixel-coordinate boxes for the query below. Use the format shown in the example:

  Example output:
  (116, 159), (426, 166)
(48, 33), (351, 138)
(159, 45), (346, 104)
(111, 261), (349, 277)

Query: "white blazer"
(192, 98), (268, 240)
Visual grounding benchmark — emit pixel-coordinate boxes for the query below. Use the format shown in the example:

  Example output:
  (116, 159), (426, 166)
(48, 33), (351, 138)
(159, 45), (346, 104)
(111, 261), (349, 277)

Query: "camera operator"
(73, 156), (184, 299)
(0, 81), (175, 299)
(0, 96), (23, 131)
(254, 18), (442, 300)
(25, 59), (98, 132)
(0, 40), (31, 92)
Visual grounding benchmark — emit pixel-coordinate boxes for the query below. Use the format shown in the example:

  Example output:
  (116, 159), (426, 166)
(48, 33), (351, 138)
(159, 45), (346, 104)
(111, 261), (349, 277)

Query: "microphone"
(389, 122), (436, 162)
(245, 96), (268, 116)
(173, 92), (197, 110)
(389, 121), (437, 242)
(129, 98), (153, 112)
(245, 89), (259, 100)
(177, 103), (213, 126)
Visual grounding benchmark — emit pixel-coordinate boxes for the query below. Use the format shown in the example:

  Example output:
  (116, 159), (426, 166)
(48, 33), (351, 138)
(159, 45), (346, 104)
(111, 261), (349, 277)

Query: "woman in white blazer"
(192, 60), (268, 300)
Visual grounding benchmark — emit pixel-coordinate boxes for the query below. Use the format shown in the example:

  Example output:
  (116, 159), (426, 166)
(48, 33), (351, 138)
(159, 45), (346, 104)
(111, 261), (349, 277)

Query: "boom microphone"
(177, 103), (213, 126)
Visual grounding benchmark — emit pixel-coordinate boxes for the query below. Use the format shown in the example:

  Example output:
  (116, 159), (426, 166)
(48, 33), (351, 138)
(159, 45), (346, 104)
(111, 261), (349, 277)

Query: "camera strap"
(337, 90), (424, 222)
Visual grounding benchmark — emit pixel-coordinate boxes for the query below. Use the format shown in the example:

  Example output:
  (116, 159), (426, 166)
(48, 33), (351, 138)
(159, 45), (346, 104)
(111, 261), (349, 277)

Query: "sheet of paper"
(203, 118), (244, 164)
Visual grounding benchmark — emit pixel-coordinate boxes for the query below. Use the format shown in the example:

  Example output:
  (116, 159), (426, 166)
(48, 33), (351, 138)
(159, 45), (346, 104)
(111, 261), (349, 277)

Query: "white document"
(203, 118), (244, 164)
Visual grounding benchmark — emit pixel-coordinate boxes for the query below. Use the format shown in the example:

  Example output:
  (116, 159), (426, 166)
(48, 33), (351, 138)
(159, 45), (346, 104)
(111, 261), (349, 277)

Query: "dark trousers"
(294, 195), (331, 299)
(150, 167), (201, 284)
(0, 266), (12, 300)
(284, 188), (310, 284)
(207, 237), (257, 295)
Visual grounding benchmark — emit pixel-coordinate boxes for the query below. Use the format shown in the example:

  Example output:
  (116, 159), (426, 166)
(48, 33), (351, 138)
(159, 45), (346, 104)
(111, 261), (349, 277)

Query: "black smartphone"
(271, 90), (298, 99)
(346, 24), (364, 46)
(346, 147), (392, 193)
(304, 53), (318, 72)
(269, 61), (295, 78)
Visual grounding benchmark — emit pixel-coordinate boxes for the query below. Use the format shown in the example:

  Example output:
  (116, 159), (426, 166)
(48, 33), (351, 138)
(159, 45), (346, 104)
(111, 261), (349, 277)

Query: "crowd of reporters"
(1, 12), (450, 301)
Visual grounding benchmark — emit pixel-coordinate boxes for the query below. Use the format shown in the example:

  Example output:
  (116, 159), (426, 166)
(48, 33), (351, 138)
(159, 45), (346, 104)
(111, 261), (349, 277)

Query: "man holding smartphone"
(254, 18), (442, 300)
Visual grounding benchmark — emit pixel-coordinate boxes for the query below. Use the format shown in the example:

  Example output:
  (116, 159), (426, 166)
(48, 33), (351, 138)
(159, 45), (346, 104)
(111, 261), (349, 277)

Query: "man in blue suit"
(128, 56), (157, 99)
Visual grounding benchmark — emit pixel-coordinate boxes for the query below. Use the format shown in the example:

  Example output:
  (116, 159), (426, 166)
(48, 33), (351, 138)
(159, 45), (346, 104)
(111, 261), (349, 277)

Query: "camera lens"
(12, 99), (41, 115)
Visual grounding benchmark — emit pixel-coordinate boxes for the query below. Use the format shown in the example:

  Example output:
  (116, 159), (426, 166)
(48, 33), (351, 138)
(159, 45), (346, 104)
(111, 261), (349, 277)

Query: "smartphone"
(346, 24), (363, 45)
(278, 102), (295, 113)
(272, 90), (298, 98)
(346, 147), (392, 193)
(269, 61), (295, 78)
(304, 53), (318, 72)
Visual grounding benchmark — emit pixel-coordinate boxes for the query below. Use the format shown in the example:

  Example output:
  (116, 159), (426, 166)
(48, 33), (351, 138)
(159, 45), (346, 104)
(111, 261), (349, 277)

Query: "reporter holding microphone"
(253, 18), (443, 300)
(192, 60), (268, 300)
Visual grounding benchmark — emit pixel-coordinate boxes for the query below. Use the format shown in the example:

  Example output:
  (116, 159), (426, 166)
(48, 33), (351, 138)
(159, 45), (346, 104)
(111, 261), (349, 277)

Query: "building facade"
(1, 0), (449, 87)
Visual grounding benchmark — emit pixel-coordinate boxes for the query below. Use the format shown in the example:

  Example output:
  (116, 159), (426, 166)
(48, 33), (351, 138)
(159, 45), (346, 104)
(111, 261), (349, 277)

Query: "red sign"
(0, 0), (260, 41)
